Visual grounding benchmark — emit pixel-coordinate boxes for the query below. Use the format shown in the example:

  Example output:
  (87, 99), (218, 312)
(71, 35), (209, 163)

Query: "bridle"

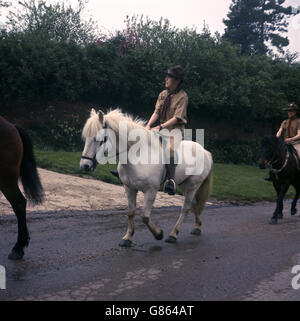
(81, 123), (108, 168)
(266, 142), (290, 178)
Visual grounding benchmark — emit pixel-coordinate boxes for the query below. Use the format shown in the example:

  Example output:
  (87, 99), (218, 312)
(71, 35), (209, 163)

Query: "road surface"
(0, 201), (300, 301)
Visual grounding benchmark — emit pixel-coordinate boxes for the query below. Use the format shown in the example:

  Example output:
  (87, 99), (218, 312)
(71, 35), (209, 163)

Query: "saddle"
(287, 144), (300, 170)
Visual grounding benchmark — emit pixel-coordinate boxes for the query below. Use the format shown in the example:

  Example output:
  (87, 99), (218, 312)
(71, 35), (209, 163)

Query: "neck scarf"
(160, 86), (181, 122)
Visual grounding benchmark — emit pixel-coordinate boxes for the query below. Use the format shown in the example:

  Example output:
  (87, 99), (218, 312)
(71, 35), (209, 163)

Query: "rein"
(268, 144), (290, 180)
(269, 153), (289, 174)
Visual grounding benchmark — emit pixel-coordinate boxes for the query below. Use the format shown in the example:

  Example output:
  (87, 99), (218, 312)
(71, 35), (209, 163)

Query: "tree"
(0, 1), (9, 33)
(6, 0), (98, 44)
(223, 0), (296, 55)
(0, 0), (10, 24)
(0, 0), (10, 10)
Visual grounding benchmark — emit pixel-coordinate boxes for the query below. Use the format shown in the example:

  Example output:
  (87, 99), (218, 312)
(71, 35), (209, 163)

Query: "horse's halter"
(95, 122), (129, 160)
(81, 122), (108, 169)
(266, 149), (280, 167)
(264, 139), (285, 167)
(266, 142), (290, 178)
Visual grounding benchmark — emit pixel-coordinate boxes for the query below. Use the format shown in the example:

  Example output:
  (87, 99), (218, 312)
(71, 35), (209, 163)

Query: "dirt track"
(0, 168), (188, 215)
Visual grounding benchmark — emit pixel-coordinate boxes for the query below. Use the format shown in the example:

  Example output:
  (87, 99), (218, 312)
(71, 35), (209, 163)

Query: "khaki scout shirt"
(154, 89), (188, 133)
(280, 118), (300, 143)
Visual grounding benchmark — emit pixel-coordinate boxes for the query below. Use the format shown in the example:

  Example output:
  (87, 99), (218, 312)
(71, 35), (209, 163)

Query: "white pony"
(80, 108), (213, 245)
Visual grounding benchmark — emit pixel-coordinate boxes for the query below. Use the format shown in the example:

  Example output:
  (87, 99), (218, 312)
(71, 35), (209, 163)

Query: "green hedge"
(1, 19), (299, 121)
(205, 138), (260, 165)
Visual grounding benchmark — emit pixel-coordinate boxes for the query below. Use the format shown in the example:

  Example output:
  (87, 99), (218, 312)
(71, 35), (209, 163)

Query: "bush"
(27, 106), (85, 151)
(205, 137), (260, 165)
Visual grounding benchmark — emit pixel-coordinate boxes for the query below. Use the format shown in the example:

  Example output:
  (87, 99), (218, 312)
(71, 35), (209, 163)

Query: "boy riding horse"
(111, 65), (188, 195)
(265, 102), (300, 181)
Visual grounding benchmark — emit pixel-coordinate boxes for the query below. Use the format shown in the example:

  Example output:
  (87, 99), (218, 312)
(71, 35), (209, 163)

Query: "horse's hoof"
(269, 218), (278, 225)
(291, 208), (297, 216)
(165, 236), (177, 243)
(119, 239), (132, 247)
(191, 228), (201, 235)
(8, 249), (24, 260)
(155, 230), (164, 241)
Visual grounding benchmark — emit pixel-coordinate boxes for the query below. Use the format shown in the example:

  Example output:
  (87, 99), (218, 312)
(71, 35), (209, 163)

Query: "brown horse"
(0, 116), (44, 260)
(258, 135), (300, 224)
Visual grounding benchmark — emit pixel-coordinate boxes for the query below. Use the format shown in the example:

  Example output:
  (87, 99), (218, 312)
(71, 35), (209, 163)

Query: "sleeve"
(280, 120), (286, 129)
(174, 94), (188, 124)
(154, 92), (163, 115)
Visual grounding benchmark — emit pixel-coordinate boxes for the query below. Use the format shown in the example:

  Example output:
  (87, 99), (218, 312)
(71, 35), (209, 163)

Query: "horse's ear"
(90, 108), (96, 116)
(98, 110), (104, 124)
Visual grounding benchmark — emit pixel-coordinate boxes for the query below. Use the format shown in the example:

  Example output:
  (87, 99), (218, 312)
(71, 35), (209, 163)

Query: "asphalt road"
(1, 201), (300, 301)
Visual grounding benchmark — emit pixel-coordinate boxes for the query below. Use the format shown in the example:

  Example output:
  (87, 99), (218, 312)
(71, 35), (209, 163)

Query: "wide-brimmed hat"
(283, 102), (299, 111)
(166, 65), (184, 81)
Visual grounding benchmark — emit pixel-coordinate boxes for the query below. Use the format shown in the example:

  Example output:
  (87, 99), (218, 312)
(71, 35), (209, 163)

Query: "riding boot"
(163, 163), (177, 195)
(264, 176), (273, 182)
(110, 170), (119, 178)
(264, 172), (273, 182)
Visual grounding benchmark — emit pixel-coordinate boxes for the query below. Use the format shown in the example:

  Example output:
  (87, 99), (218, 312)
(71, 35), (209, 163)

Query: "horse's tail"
(15, 125), (44, 205)
(192, 167), (213, 216)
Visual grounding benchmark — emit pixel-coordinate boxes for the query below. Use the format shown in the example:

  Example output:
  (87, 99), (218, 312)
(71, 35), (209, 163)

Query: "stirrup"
(264, 177), (273, 182)
(163, 179), (176, 195)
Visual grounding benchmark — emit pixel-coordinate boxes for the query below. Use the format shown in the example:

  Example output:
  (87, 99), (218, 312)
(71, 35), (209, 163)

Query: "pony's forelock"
(82, 109), (103, 139)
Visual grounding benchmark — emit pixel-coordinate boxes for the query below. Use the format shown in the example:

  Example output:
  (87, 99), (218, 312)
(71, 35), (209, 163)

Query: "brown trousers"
(161, 130), (183, 180)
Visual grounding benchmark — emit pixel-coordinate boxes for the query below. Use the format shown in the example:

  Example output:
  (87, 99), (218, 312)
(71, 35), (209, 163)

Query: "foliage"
(223, 0), (298, 55)
(27, 105), (85, 151)
(205, 137), (260, 165)
(6, 0), (99, 44)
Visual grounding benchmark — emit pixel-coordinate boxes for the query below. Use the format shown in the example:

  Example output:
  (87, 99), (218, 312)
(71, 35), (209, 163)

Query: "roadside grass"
(34, 149), (295, 203)
(211, 163), (294, 202)
(34, 150), (120, 185)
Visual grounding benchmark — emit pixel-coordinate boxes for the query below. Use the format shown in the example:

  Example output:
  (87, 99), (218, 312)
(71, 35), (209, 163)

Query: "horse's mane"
(82, 108), (150, 141)
(105, 108), (147, 134)
(262, 135), (287, 154)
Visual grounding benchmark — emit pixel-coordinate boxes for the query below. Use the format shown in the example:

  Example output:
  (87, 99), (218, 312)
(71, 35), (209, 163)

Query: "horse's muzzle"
(80, 156), (98, 172)
(83, 164), (92, 171)
(81, 163), (97, 172)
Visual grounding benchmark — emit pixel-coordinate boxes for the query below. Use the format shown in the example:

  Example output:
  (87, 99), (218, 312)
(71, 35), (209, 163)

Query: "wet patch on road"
(16, 258), (187, 301)
(242, 253), (300, 301)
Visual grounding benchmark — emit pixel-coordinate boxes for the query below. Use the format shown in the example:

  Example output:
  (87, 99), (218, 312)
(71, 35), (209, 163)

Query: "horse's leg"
(270, 184), (289, 225)
(1, 179), (29, 260)
(119, 187), (137, 247)
(191, 196), (202, 235)
(141, 189), (163, 240)
(166, 188), (197, 243)
(291, 185), (300, 216)
(273, 184), (283, 219)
